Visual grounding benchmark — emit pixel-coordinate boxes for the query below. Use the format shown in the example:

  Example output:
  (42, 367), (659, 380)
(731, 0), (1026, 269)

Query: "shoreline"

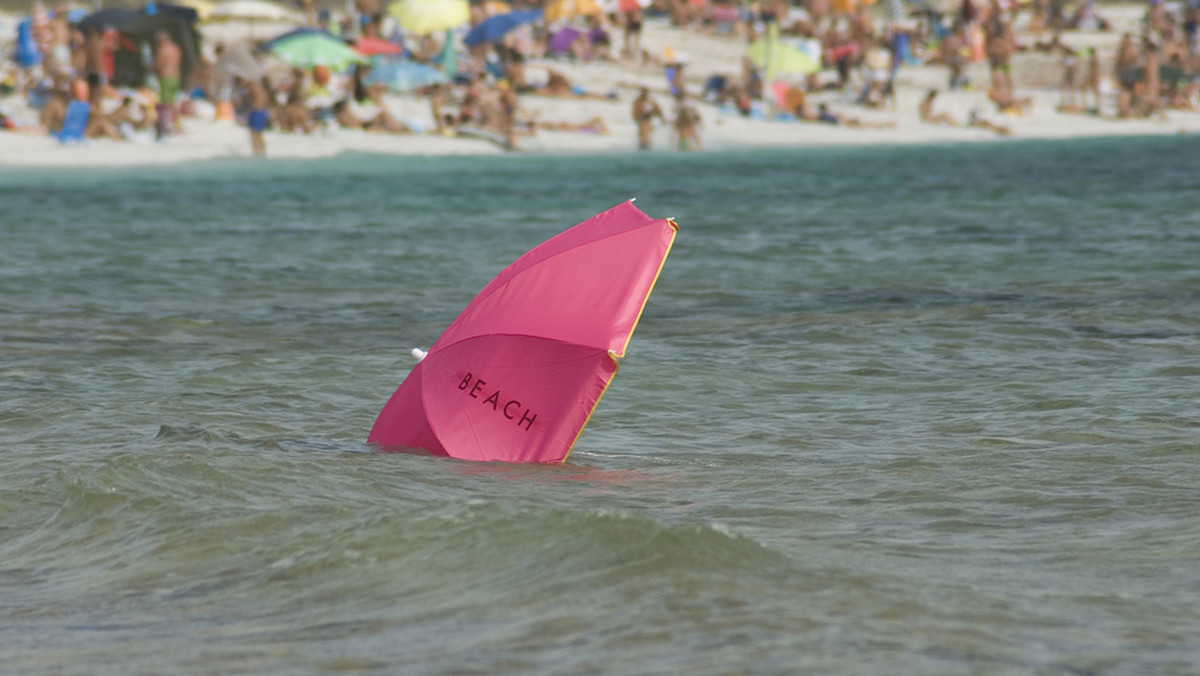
(3, 6), (1197, 168)
(2, 95), (1191, 169)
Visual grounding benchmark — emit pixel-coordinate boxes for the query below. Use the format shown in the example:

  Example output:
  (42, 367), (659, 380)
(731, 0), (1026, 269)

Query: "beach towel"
(53, 101), (90, 144)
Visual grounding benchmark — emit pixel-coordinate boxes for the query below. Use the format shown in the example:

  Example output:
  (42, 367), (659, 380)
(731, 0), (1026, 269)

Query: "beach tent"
(78, 8), (141, 32)
(113, 13), (202, 88)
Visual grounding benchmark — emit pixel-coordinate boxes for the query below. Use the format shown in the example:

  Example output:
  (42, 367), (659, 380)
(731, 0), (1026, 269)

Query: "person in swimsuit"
(153, 30), (181, 140)
(671, 97), (702, 151)
(244, 76), (269, 157)
(623, 7), (643, 60)
(631, 87), (663, 150)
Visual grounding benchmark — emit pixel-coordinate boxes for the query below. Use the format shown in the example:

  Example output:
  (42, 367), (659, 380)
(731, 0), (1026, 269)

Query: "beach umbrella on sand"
(546, 25), (581, 54)
(261, 25), (335, 50)
(214, 39), (264, 89)
(355, 36), (404, 56)
(388, 0), (469, 35)
(206, 0), (301, 23)
(596, 0), (650, 13)
(543, 0), (604, 22)
(748, 23), (819, 77)
(463, 9), (541, 47)
(363, 59), (449, 91)
(368, 201), (677, 464)
(268, 31), (367, 69)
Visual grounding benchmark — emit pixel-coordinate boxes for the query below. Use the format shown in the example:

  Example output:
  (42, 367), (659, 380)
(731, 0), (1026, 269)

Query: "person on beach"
(984, 2), (1016, 95)
(631, 87), (664, 150)
(1114, 32), (1140, 118)
(244, 76), (269, 157)
(1082, 47), (1102, 113)
(332, 98), (410, 133)
(527, 115), (610, 134)
(495, 79), (519, 149)
(814, 102), (896, 129)
(1059, 46), (1080, 110)
(1137, 38), (1164, 119)
(622, 6), (644, 59)
(987, 70), (1032, 115)
(919, 89), (959, 126)
(536, 69), (615, 100)
(968, 107), (1013, 135)
(153, 30), (181, 140)
(940, 30), (968, 90)
(671, 97), (702, 151)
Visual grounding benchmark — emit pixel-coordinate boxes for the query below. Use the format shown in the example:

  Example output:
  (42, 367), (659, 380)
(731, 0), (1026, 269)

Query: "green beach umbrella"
(269, 32), (367, 70)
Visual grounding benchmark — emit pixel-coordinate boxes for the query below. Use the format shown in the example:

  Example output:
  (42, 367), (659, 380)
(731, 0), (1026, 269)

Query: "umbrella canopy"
(261, 25), (336, 50)
(388, 0), (469, 35)
(597, 0), (650, 13)
(363, 59), (448, 91)
(206, 0), (300, 23)
(113, 13), (203, 87)
(748, 23), (819, 77)
(214, 39), (264, 89)
(543, 0), (603, 23)
(269, 31), (367, 69)
(546, 25), (581, 54)
(368, 201), (678, 463)
(355, 36), (404, 55)
(463, 9), (542, 47)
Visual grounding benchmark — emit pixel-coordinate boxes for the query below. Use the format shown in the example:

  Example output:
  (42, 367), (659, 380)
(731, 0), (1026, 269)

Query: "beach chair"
(52, 100), (90, 145)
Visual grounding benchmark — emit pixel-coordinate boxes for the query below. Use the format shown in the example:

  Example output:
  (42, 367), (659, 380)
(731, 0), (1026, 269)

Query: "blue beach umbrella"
(363, 60), (449, 92)
(463, 9), (541, 47)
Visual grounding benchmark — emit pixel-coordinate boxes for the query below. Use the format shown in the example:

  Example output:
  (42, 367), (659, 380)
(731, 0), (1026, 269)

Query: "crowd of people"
(3, 0), (1199, 155)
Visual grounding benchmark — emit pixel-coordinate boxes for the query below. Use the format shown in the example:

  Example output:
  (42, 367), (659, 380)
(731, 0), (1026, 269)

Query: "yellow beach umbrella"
(543, 0), (603, 23)
(747, 23), (820, 78)
(388, 0), (470, 35)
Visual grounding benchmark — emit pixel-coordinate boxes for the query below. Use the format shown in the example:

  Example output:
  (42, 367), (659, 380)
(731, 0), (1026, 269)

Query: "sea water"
(2, 137), (1198, 674)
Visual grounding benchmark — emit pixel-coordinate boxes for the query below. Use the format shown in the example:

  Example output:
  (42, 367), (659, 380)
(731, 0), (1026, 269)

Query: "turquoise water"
(2, 137), (1199, 674)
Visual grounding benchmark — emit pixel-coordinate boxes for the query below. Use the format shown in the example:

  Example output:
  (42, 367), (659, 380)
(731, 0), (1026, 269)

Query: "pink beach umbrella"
(368, 201), (678, 464)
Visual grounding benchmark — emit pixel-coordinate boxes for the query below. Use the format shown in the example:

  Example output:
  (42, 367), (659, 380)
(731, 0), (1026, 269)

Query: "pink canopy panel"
(368, 201), (678, 463)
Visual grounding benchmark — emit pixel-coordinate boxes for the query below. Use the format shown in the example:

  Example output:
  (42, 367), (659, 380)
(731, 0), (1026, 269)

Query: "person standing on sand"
(631, 87), (663, 150)
(671, 97), (702, 151)
(1083, 47), (1102, 112)
(244, 76), (269, 157)
(153, 30), (181, 140)
(984, 6), (1016, 96)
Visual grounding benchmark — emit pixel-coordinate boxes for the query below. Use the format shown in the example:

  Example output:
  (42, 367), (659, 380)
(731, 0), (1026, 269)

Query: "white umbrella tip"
(411, 347), (427, 362)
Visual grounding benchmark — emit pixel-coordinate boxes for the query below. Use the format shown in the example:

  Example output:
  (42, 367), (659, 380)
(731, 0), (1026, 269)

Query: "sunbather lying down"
(332, 99), (410, 134)
(534, 69), (618, 100)
(519, 112), (610, 134)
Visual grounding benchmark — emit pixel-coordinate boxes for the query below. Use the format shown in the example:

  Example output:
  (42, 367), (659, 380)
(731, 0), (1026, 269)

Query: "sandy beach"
(1, 2), (1196, 167)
